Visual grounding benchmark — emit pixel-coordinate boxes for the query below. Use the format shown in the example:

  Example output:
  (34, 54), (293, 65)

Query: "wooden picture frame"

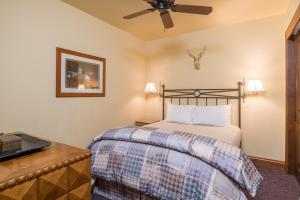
(56, 47), (106, 97)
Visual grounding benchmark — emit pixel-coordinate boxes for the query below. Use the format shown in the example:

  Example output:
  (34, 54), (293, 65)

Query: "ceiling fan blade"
(123, 8), (155, 19)
(172, 5), (213, 15)
(160, 11), (174, 29)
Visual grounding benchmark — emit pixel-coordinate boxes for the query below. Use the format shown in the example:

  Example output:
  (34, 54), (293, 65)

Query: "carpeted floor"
(92, 162), (300, 200)
(252, 163), (300, 200)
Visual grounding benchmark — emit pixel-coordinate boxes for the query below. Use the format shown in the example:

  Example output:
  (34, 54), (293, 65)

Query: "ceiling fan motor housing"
(152, 0), (174, 10)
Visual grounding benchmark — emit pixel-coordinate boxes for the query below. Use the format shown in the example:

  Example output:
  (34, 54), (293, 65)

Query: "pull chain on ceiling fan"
(123, 0), (213, 29)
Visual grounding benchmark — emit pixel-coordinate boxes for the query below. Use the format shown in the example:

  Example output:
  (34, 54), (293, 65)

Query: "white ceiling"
(62, 0), (291, 41)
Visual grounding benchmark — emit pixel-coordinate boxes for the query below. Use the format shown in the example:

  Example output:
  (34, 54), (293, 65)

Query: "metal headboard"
(161, 82), (243, 128)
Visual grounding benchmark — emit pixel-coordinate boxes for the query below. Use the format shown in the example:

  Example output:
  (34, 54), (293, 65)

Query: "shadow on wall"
(125, 46), (147, 60)
(147, 41), (185, 59)
(147, 41), (225, 61)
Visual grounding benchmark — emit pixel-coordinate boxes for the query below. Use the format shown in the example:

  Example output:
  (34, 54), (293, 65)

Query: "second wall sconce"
(244, 79), (265, 97)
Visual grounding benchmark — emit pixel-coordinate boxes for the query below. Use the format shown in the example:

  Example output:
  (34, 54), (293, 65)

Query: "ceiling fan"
(123, 0), (213, 29)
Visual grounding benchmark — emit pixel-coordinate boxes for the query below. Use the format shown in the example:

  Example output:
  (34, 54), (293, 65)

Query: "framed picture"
(56, 47), (106, 97)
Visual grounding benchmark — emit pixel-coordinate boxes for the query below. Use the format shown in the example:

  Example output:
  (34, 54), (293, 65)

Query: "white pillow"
(191, 105), (231, 127)
(165, 104), (195, 124)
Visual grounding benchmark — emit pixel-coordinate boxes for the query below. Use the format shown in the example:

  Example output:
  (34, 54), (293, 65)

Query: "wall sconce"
(144, 82), (157, 95)
(245, 80), (265, 96)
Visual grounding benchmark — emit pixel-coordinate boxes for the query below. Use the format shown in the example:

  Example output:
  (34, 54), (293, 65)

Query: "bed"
(145, 121), (241, 147)
(89, 83), (262, 200)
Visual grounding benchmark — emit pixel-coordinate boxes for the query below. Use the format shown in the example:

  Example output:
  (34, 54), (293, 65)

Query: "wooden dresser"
(0, 142), (91, 200)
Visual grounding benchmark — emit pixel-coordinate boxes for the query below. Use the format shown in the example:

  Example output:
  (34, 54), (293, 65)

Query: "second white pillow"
(191, 105), (231, 127)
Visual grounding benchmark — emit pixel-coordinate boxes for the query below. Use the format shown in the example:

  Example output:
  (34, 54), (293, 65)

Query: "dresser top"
(0, 142), (90, 184)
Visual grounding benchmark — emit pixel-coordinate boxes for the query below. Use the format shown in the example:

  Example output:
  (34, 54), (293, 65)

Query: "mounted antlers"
(188, 46), (207, 70)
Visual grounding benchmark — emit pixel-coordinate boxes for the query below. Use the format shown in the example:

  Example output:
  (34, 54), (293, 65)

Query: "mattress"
(144, 120), (241, 147)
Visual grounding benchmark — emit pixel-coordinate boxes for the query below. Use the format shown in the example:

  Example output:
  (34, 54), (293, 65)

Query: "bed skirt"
(92, 178), (158, 200)
(92, 178), (253, 200)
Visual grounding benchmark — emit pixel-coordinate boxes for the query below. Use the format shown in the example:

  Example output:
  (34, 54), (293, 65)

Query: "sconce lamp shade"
(144, 82), (157, 94)
(246, 80), (264, 93)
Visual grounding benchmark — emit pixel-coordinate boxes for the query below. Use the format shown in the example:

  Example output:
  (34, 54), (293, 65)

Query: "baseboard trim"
(249, 156), (285, 170)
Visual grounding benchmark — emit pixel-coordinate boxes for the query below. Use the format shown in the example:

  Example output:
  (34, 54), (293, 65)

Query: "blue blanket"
(89, 127), (262, 200)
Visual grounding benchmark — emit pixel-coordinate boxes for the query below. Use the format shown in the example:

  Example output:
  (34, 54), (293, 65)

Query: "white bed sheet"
(144, 121), (241, 147)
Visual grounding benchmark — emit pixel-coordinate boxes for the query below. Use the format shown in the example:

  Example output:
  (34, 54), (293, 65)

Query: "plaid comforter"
(89, 127), (262, 200)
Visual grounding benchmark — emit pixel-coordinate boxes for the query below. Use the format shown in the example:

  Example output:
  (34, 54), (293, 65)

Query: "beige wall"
(144, 15), (286, 161)
(0, 0), (146, 148)
(1, 0), (298, 161)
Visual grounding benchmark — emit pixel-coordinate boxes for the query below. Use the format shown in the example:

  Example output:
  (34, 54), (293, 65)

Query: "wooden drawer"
(0, 142), (91, 200)
(38, 167), (68, 200)
(56, 193), (68, 200)
(0, 179), (38, 200)
(69, 182), (91, 200)
(69, 158), (91, 190)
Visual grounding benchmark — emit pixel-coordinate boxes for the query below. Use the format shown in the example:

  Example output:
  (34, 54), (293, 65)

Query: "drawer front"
(69, 182), (91, 200)
(56, 193), (68, 200)
(69, 158), (91, 191)
(38, 167), (68, 200)
(0, 179), (38, 200)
